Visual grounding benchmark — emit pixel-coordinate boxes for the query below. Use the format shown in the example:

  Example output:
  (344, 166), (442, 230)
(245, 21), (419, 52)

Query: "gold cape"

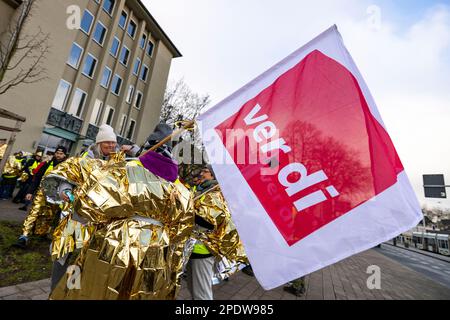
(193, 188), (248, 266)
(2, 156), (23, 177)
(46, 155), (194, 300)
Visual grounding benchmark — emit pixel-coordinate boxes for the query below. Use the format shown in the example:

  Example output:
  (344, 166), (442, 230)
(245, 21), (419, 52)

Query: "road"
(376, 244), (450, 289)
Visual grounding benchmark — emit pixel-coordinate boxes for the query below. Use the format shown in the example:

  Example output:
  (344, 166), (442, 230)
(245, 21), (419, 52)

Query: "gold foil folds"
(2, 156), (22, 177)
(47, 155), (194, 300)
(22, 189), (60, 237)
(193, 189), (248, 266)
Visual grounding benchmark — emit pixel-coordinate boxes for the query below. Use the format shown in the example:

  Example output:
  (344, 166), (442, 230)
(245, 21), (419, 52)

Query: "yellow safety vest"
(3, 158), (23, 179)
(44, 162), (54, 176)
(29, 160), (39, 175)
(193, 242), (210, 255)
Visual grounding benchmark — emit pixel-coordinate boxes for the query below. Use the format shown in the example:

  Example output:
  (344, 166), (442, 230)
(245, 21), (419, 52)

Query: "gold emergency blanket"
(22, 189), (60, 237)
(194, 189), (248, 265)
(47, 155), (194, 300)
(50, 215), (94, 261)
(2, 156), (22, 177)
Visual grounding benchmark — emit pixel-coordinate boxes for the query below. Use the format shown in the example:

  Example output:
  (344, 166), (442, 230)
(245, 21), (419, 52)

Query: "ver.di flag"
(196, 25), (423, 290)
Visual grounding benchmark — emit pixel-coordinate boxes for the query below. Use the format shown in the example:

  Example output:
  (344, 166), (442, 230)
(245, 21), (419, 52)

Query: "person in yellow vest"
(14, 146), (68, 248)
(13, 151), (43, 209)
(0, 151), (25, 200)
(186, 165), (248, 300)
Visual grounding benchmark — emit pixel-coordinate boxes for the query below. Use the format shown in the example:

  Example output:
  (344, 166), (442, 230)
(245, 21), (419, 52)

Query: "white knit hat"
(96, 124), (117, 144)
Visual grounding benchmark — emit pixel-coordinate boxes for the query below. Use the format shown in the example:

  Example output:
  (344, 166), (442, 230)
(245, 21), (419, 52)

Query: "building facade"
(0, 0), (181, 155)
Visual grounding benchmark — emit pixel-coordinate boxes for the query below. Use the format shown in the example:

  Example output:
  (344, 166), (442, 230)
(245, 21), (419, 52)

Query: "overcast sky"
(144, 0), (450, 210)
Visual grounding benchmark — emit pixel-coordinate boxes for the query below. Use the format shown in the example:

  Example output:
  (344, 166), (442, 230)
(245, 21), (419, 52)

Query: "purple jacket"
(138, 150), (178, 182)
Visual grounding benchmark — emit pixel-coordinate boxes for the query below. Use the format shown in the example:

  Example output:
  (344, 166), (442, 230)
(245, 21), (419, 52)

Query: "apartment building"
(0, 0), (181, 155)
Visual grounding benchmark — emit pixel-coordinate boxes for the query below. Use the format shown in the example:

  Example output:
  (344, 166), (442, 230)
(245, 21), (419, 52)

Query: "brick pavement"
(1, 248), (449, 300)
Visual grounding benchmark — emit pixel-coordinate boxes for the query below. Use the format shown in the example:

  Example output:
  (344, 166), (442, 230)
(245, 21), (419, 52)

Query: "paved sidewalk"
(1, 248), (450, 300)
(0, 198), (28, 223)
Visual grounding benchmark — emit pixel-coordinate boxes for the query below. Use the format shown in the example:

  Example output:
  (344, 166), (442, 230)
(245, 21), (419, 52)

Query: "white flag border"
(197, 25), (423, 290)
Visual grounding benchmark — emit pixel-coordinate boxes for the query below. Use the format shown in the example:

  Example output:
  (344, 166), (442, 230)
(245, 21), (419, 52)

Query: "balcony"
(46, 108), (83, 134)
(86, 124), (99, 141)
(117, 136), (133, 146)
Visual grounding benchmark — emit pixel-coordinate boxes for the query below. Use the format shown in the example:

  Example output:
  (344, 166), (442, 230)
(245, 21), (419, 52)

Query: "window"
(146, 41), (154, 56)
(134, 91), (143, 109)
(133, 58), (141, 75)
(103, 0), (115, 15)
(140, 33), (147, 49)
(110, 37), (120, 57)
(52, 80), (71, 110)
(140, 64), (149, 82)
(103, 106), (115, 126)
(119, 11), (127, 29)
(68, 88), (87, 117)
(67, 43), (83, 69)
(90, 99), (104, 125)
(100, 67), (112, 88)
(119, 46), (130, 66)
(126, 119), (136, 140)
(111, 74), (122, 95)
(119, 114), (127, 136)
(126, 85), (134, 104)
(93, 22), (107, 46)
(82, 53), (98, 78)
(80, 10), (94, 34)
(127, 20), (137, 38)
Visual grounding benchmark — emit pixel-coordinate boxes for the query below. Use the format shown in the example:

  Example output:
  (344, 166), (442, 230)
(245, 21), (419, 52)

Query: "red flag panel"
(215, 50), (404, 246)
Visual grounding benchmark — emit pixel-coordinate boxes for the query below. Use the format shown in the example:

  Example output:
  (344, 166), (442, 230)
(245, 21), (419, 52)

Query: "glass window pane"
(103, 0), (115, 15)
(80, 10), (94, 34)
(128, 20), (136, 38)
(111, 75), (122, 95)
(120, 47), (130, 65)
(140, 34), (146, 49)
(69, 89), (87, 117)
(119, 11), (127, 29)
(82, 54), (97, 77)
(140, 65), (148, 81)
(94, 23), (106, 45)
(135, 92), (142, 108)
(100, 67), (111, 88)
(105, 107), (114, 125)
(133, 58), (140, 75)
(52, 80), (71, 110)
(147, 41), (154, 56)
(90, 99), (103, 125)
(119, 114), (127, 135)
(67, 43), (83, 68)
(127, 120), (135, 140)
(110, 37), (120, 57)
(126, 85), (134, 103)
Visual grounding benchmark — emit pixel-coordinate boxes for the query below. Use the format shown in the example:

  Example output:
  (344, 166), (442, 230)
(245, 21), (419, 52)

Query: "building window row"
(52, 77), (139, 140)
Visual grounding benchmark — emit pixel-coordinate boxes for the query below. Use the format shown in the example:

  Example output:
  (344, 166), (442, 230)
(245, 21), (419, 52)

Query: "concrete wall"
(135, 40), (172, 145)
(0, 0), (86, 152)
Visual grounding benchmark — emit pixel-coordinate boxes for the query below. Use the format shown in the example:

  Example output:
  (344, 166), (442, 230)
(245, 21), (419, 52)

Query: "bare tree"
(0, 0), (49, 95)
(160, 79), (211, 184)
(161, 78), (210, 125)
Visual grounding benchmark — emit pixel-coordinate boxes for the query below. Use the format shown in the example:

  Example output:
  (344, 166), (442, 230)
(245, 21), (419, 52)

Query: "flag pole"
(140, 119), (196, 156)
